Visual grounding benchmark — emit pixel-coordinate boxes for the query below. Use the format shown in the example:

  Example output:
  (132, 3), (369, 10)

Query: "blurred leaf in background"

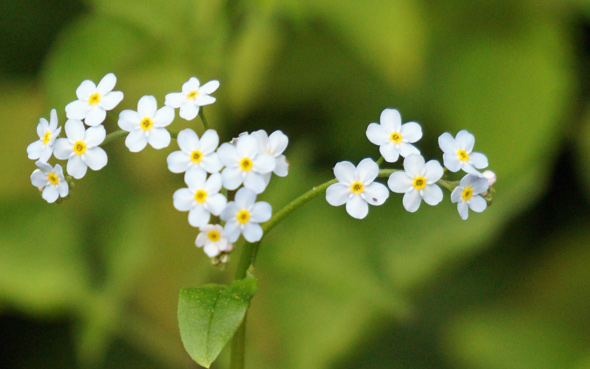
(1, 0), (590, 368)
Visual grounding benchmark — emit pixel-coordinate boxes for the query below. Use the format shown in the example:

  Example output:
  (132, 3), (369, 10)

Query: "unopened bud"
(482, 170), (496, 187)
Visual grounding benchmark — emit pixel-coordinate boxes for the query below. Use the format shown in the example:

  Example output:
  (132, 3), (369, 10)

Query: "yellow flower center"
(207, 230), (221, 242)
(194, 190), (207, 203)
(48, 173), (59, 185)
(350, 181), (364, 194)
(457, 149), (469, 162)
(140, 117), (153, 131)
(88, 93), (101, 105)
(413, 176), (426, 190)
(42, 131), (51, 145)
(237, 209), (250, 224)
(73, 141), (86, 155)
(390, 132), (402, 144)
(461, 186), (473, 201)
(191, 150), (203, 163)
(186, 90), (199, 100)
(240, 158), (253, 171)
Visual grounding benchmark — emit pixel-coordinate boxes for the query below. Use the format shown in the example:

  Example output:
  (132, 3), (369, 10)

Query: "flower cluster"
(326, 108), (495, 220)
(169, 128), (288, 263)
(28, 74), (288, 262)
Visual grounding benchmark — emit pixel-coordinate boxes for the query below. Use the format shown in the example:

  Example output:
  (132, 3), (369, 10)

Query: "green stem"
(230, 168), (396, 369)
(199, 109), (209, 130)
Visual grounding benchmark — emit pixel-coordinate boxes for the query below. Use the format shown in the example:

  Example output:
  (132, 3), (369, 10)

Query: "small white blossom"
(366, 108), (422, 163)
(65, 73), (124, 126)
(196, 224), (233, 258)
(451, 174), (489, 220)
(165, 77), (219, 121)
(167, 128), (222, 175)
(118, 95), (174, 152)
(53, 119), (108, 179)
(326, 158), (389, 219)
(387, 154), (444, 212)
(438, 130), (488, 174)
(30, 161), (69, 203)
(173, 171), (227, 228)
(250, 130), (289, 178)
(482, 170), (496, 187)
(217, 135), (276, 194)
(220, 188), (272, 243)
(27, 109), (62, 162)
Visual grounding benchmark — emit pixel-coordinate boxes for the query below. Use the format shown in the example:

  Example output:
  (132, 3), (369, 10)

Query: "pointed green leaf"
(178, 275), (258, 368)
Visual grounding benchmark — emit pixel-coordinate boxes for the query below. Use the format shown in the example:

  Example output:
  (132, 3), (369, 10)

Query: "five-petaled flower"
(27, 109), (62, 162)
(65, 73), (124, 126)
(366, 108), (422, 163)
(451, 174), (489, 220)
(167, 128), (222, 175)
(438, 130), (488, 174)
(173, 171), (227, 228)
(53, 119), (108, 179)
(217, 134), (276, 194)
(195, 224), (233, 258)
(220, 188), (272, 243)
(387, 154), (444, 212)
(326, 158), (389, 219)
(165, 77), (219, 121)
(30, 161), (69, 203)
(118, 95), (174, 152)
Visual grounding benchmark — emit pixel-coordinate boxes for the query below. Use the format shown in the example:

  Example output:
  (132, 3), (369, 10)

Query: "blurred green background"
(2, 0), (590, 368)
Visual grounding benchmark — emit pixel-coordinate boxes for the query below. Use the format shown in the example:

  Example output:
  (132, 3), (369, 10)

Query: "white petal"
(185, 168), (207, 189)
(85, 125), (106, 147)
(65, 100), (88, 120)
(65, 119), (86, 141)
(176, 128), (199, 152)
(380, 108), (402, 132)
(387, 172), (412, 193)
(456, 130), (475, 152)
(424, 160), (444, 182)
(438, 132), (457, 153)
(167, 151), (190, 173)
(366, 123), (389, 145)
(204, 172), (223, 193)
(67, 155), (88, 179)
(274, 155), (289, 176)
(200, 154), (223, 173)
(147, 128), (171, 149)
(242, 223), (263, 242)
(194, 95), (216, 106)
(443, 153), (461, 172)
(182, 77), (201, 94)
(400, 122), (422, 143)
(450, 187), (462, 203)
(31, 170), (48, 187)
(397, 142), (420, 158)
(333, 161), (356, 184)
(235, 187), (256, 207)
(96, 73), (116, 95)
(363, 182), (389, 205)
(118, 110), (140, 131)
(224, 221), (241, 242)
(250, 202), (272, 223)
(402, 190), (422, 212)
(326, 183), (350, 206)
(76, 80), (96, 100)
(357, 158), (379, 183)
(165, 92), (185, 108)
(203, 243), (221, 257)
(268, 130), (288, 155)
(173, 188), (195, 211)
(137, 95), (157, 117)
(85, 106), (107, 126)
(27, 141), (44, 160)
(199, 80), (220, 94)
(100, 91), (124, 110)
(379, 143), (400, 163)
(125, 130), (148, 152)
(84, 147), (108, 171)
(179, 102), (198, 120)
(206, 194), (227, 216)
(421, 185), (443, 206)
(244, 172), (267, 194)
(42, 186), (59, 203)
(470, 152), (489, 169)
(36, 118), (49, 138)
(236, 135), (260, 158)
(457, 202), (469, 220)
(188, 207), (211, 228)
(346, 196), (369, 219)
(468, 196), (487, 213)
(222, 167), (244, 190)
(199, 129), (220, 154)
(471, 176), (490, 194)
(53, 138), (72, 160)
(403, 155), (425, 177)
(252, 153), (276, 174)
(217, 143), (241, 165)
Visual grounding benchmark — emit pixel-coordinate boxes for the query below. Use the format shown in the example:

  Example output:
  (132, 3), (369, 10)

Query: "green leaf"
(178, 275), (258, 368)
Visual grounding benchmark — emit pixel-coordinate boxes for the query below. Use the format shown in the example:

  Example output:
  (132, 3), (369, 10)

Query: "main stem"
(229, 169), (395, 368)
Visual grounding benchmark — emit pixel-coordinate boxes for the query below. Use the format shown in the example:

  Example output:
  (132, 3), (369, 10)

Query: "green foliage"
(178, 275), (258, 368)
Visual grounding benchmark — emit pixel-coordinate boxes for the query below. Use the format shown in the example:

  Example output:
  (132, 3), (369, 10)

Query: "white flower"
(387, 154), (444, 212)
(196, 224), (233, 258)
(165, 77), (219, 121)
(451, 174), (489, 220)
(65, 73), (124, 126)
(167, 128), (222, 175)
(438, 130), (488, 174)
(366, 108), (422, 163)
(220, 188), (272, 243)
(250, 130), (289, 178)
(30, 161), (69, 203)
(53, 119), (108, 179)
(173, 171), (227, 228)
(217, 135), (276, 194)
(27, 109), (62, 162)
(118, 95), (174, 152)
(326, 158), (389, 219)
